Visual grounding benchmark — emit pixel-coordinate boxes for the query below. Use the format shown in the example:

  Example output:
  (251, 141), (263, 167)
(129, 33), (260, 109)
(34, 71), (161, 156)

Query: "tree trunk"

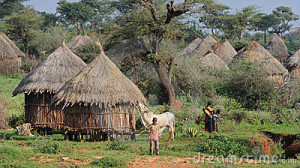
(264, 30), (267, 45)
(238, 31), (242, 40)
(23, 38), (29, 58)
(82, 22), (85, 36)
(154, 62), (177, 109)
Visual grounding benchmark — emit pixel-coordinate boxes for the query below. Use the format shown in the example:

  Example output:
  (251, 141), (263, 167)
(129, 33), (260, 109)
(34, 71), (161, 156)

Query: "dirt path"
(127, 156), (196, 168)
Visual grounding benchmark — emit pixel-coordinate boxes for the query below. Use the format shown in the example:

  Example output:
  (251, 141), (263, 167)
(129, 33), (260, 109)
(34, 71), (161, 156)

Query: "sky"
(23, 0), (300, 27)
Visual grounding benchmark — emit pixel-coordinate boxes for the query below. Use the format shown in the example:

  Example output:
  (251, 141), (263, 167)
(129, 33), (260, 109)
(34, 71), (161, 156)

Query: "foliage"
(184, 127), (201, 137)
(90, 157), (126, 167)
(0, 0), (27, 19)
(32, 139), (61, 154)
(8, 112), (25, 128)
(107, 141), (129, 150)
(271, 6), (299, 35)
(196, 135), (251, 157)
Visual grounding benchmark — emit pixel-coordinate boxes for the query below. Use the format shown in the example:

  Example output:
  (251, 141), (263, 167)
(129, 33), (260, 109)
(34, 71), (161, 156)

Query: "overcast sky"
(23, 0), (300, 27)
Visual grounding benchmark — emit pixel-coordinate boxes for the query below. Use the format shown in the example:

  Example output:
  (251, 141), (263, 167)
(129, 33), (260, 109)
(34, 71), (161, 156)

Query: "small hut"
(67, 35), (95, 55)
(267, 34), (289, 63)
(234, 41), (288, 82)
(285, 49), (300, 81)
(12, 41), (86, 134)
(200, 52), (230, 70)
(192, 35), (217, 58)
(181, 37), (202, 56)
(0, 33), (25, 74)
(53, 45), (147, 141)
(212, 40), (237, 64)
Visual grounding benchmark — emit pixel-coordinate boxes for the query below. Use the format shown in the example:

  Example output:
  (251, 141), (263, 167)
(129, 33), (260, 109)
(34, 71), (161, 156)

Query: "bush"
(32, 139), (61, 154)
(107, 141), (129, 151)
(196, 135), (250, 157)
(90, 157), (126, 167)
(8, 112), (25, 128)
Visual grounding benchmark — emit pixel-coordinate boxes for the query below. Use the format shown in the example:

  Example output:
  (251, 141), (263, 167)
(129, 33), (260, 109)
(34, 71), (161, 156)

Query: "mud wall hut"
(233, 41), (288, 82)
(12, 41), (86, 134)
(53, 45), (146, 141)
(212, 40), (237, 64)
(0, 33), (25, 74)
(191, 35), (217, 58)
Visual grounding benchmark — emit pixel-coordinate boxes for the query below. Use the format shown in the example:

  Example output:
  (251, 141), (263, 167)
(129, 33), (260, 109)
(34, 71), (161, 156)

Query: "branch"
(141, 0), (158, 22)
(165, 1), (190, 24)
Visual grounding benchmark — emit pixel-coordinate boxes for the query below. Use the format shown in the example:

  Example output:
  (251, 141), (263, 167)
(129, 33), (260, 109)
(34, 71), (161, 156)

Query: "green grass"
(0, 75), (24, 117)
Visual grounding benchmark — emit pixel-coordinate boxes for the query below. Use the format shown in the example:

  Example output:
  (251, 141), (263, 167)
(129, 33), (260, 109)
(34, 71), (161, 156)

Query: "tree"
(0, 0), (28, 19)
(253, 13), (277, 44)
(57, 0), (94, 35)
(111, 0), (202, 109)
(271, 6), (299, 36)
(5, 8), (41, 57)
(199, 0), (230, 35)
(218, 6), (258, 40)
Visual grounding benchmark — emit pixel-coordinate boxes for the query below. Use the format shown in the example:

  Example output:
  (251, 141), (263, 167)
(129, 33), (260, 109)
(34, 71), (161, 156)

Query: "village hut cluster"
(9, 33), (300, 141)
(181, 34), (298, 83)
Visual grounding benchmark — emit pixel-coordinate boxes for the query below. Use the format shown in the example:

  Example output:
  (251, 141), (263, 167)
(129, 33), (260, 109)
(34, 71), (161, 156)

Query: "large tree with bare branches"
(110, 0), (202, 109)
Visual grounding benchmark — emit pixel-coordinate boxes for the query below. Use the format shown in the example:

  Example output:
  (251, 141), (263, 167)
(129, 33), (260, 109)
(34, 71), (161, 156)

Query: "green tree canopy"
(271, 6), (299, 35)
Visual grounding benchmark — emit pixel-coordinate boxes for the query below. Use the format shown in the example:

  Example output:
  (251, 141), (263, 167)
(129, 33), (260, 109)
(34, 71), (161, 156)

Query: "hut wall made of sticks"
(63, 104), (136, 133)
(25, 93), (64, 131)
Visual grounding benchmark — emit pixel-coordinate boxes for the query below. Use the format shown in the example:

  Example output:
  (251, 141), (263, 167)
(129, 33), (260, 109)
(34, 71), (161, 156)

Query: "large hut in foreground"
(234, 41), (288, 82)
(212, 40), (237, 64)
(13, 41), (86, 134)
(53, 44), (147, 141)
(0, 33), (25, 74)
(285, 49), (300, 81)
(267, 34), (289, 63)
(181, 37), (202, 56)
(191, 35), (217, 58)
(200, 52), (229, 70)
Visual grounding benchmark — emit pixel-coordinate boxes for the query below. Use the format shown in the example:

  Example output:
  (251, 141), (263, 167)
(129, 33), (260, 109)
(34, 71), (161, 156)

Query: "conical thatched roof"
(212, 40), (237, 64)
(0, 33), (25, 58)
(67, 35), (95, 54)
(285, 49), (300, 71)
(234, 41), (288, 76)
(181, 37), (202, 55)
(267, 34), (289, 63)
(200, 52), (229, 70)
(53, 46), (147, 107)
(13, 41), (86, 96)
(192, 35), (217, 57)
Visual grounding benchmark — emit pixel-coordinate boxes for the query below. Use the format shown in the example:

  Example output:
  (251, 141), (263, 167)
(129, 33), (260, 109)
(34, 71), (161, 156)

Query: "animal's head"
(138, 103), (149, 113)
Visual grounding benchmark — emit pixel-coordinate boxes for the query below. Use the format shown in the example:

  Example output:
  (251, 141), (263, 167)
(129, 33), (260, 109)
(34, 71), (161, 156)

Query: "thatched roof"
(267, 34), (289, 63)
(13, 41), (86, 96)
(0, 33), (25, 58)
(285, 49), (300, 71)
(212, 40), (237, 64)
(53, 46), (147, 108)
(181, 37), (202, 55)
(234, 41), (288, 76)
(67, 35), (95, 54)
(192, 35), (217, 57)
(200, 52), (229, 70)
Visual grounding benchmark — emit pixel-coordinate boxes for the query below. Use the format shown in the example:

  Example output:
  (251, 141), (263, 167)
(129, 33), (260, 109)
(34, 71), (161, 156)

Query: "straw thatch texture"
(234, 41), (288, 81)
(200, 52), (229, 70)
(267, 34), (289, 63)
(67, 35), (95, 54)
(212, 40), (237, 64)
(181, 37), (202, 56)
(285, 49), (300, 80)
(0, 33), (25, 58)
(13, 42), (87, 96)
(191, 35), (217, 57)
(53, 50), (147, 107)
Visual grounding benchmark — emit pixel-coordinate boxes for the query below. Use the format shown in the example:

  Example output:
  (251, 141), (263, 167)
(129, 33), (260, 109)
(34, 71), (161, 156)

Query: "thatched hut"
(0, 33), (25, 74)
(234, 41), (288, 82)
(12, 41), (86, 134)
(67, 35), (95, 55)
(285, 49), (300, 81)
(200, 52), (230, 70)
(181, 37), (202, 56)
(267, 34), (289, 63)
(192, 35), (217, 57)
(212, 40), (237, 64)
(53, 45), (146, 141)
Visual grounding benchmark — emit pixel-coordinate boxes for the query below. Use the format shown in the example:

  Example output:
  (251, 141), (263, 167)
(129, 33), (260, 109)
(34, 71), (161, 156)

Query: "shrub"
(32, 139), (61, 154)
(90, 157), (126, 167)
(184, 127), (201, 138)
(196, 135), (250, 157)
(8, 112), (25, 128)
(107, 141), (129, 151)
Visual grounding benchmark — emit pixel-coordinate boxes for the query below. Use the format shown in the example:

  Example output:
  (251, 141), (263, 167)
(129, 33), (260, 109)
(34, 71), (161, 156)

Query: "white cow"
(137, 103), (176, 141)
